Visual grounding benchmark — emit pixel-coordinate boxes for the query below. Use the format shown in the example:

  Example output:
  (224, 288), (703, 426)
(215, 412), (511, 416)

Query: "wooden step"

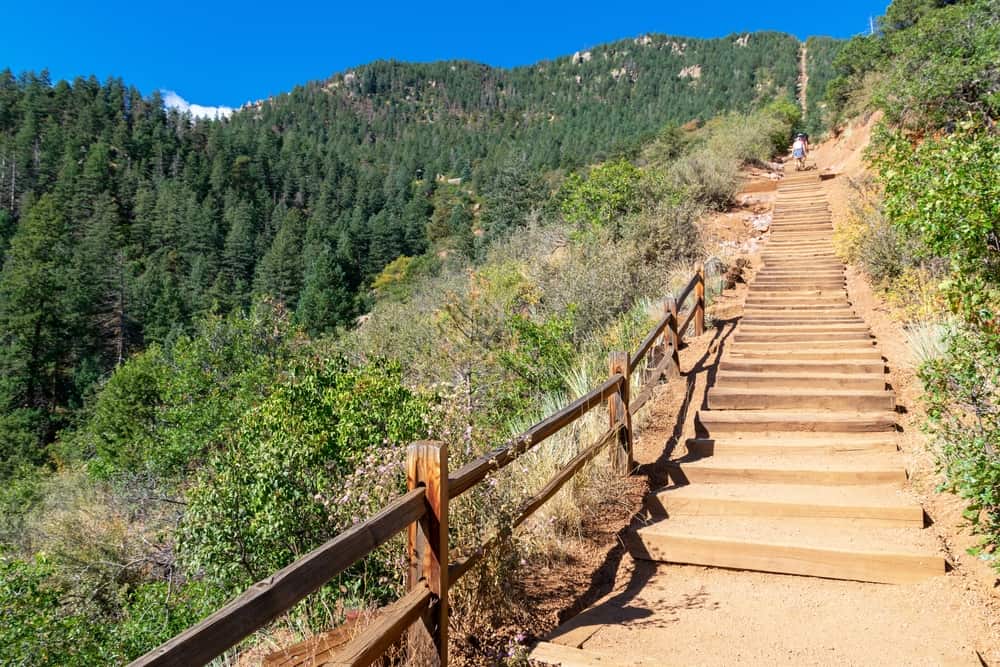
(733, 331), (873, 343)
(726, 348), (882, 361)
(728, 339), (876, 351)
(747, 289), (848, 298)
(631, 515), (945, 584)
(716, 370), (885, 390)
(686, 433), (898, 456)
(739, 323), (871, 333)
(697, 409), (897, 433)
(708, 387), (895, 411)
(750, 282), (846, 291)
(667, 450), (905, 485)
(743, 300), (852, 309)
(740, 319), (863, 327)
(529, 641), (653, 667)
(647, 482), (924, 527)
(720, 358), (884, 374)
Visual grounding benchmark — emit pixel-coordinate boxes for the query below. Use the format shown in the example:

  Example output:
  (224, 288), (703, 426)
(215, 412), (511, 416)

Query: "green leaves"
(178, 355), (428, 589)
(558, 159), (644, 235)
(873, 126), (1000, 329)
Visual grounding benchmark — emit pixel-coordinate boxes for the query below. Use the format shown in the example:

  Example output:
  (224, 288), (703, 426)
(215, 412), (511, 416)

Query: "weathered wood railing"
(131, 263), (710, 667)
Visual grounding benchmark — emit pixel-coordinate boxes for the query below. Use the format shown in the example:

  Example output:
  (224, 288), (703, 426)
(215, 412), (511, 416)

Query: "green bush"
(179, 356), (428, 590)
(71, 300), (299, 482)
(919, 327), (1000, 565)
(558, 159), (645, 234)
(0, 554), (117, 665)
(874, 126), (1000, 328)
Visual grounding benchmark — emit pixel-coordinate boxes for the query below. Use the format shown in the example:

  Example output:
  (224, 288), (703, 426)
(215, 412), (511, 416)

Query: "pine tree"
(254, 208), (305, 309)
(296, 244), (354, 334)
(0, 194), (74, 461)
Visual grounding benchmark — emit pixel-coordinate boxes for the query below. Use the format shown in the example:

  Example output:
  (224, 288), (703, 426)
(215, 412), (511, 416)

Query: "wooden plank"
(694, 262), (705, 336)
(129, 490), (426, 667)
(607, 352), (632, 474)
(262, 613), (373, 667)
(407, 441), (448, 664)
(679, 306), (697, 337)
(529, 641), (655, 666)
(669, 461), (906, 486)
(327, 582), (433, 667)
(649, 486), (925, 527)
(448, 374), (623, 498)
(632, 530), (945, 584)
(629, 352), (674, 414)
(628, 310), (671, 374)
(675, 272), (699, 311)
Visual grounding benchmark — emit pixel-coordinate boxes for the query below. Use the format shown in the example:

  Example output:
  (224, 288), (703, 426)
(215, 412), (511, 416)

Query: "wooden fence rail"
(130, 263), (710, 667)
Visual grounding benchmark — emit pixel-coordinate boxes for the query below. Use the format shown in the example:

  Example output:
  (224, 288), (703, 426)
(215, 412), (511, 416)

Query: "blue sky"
(4, 0), (888, 112)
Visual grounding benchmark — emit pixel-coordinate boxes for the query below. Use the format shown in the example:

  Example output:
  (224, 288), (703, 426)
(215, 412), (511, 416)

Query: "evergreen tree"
(0, 194), (74, 459)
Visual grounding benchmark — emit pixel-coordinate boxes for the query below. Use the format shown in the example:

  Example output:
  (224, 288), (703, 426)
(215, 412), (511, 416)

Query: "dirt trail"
(798, 42), (808, 119)
(527, 138), (1000, 666)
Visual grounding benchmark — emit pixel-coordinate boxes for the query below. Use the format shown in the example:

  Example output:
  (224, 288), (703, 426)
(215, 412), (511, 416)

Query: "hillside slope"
(0, 31), (804, 471)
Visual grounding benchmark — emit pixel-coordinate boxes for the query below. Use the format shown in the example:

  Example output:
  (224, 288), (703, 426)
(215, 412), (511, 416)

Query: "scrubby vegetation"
(0, 92), (799, 662)
(827, 0), (1000, 566)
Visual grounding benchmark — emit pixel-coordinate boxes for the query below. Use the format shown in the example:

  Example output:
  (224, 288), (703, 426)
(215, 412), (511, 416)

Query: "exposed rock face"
(635, 34), (654, 46)
(572, 50), (593, 65)
(670, 40), (688, 55)
(735, 33), (751, 47)
(678, 64), (702, 79)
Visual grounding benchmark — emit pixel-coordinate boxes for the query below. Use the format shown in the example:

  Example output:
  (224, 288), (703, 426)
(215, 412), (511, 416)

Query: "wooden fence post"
(407, 441), (449, 666)
(607, 352), (633, 475)
(695, 262), (706, 337)
(664, 297), (681, 377)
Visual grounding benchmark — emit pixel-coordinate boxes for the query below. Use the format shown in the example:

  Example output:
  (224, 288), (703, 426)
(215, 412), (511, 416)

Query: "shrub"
(179, 356), (429, 590)
(874, 126), (1000, 329)
(920, 327), (1000, 566)
(0, 554), (117, 665)
(558, 159), (646, 234)
(71, 300), (299, 482)
(666, 149), (740, 209)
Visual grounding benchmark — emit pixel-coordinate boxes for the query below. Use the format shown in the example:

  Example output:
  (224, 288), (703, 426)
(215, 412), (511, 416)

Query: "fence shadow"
(551, 316), (739, 636)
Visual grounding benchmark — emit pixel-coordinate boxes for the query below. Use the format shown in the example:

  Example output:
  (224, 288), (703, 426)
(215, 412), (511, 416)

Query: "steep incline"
(527, 171), (988, 666)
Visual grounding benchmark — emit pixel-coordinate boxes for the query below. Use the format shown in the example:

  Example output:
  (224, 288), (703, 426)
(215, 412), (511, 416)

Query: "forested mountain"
(0, 31), (804, 473)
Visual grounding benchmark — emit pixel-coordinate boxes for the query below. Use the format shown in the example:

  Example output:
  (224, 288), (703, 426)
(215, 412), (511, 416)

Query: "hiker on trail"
(792, 133), (809, 171)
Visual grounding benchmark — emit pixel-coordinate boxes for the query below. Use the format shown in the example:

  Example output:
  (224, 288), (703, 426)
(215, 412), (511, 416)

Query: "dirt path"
(526, 147), (999, 666)
(798, 42), (808, 119)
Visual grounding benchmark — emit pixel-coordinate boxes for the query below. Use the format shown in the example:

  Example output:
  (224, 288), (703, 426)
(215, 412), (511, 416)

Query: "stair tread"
(711, 387), (892, 397)
(656, 481), (920, 509)
(636, 515), (939, 556)
(672, 450), (900, 472)
(699, 409), (896, 421)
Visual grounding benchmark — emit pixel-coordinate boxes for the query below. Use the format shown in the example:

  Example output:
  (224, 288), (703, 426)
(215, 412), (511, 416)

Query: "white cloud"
(161, 90), (234, 120)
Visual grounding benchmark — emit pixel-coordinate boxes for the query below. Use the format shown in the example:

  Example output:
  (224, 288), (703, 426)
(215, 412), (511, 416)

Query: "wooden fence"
(130, 263), (710, 667)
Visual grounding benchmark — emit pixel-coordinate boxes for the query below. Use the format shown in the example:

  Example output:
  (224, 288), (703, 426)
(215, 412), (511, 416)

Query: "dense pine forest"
(0, 32), (807, 475)
(0, 29), (827, 664)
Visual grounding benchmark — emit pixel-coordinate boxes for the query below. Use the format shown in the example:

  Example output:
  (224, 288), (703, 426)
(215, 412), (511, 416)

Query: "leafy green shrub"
(71, 300), (299, 481)
(874, 126), (1000, 328)
(558, 159), (645, 234)
(179, 356), (428, 589)
(0, 554), (117, 665)
(920, 327), (1000, 565)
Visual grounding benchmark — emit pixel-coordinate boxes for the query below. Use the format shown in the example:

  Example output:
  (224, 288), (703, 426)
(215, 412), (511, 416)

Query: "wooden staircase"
(629, 172), (947, 585)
